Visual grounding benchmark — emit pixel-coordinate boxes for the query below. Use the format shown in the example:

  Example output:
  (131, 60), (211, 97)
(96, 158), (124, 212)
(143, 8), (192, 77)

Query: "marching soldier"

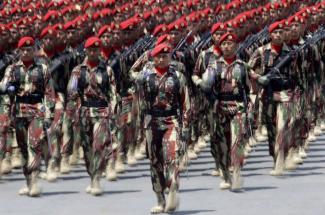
(193, 22), (226, 176)
(249, 21), (298, 176)
(201, 33), (254, 190)
(0, 36), (55, 196)
(137, 43), (190, 213)
(67, 37), (117, 196)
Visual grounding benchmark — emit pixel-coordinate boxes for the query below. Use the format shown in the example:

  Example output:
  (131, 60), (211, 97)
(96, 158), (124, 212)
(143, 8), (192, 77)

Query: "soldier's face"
(42, 36), (55, 50)
(100, 33), (111, 47)
(220, 40), (237, 58)
(86, 47), (100, 61)
(20, 46), (34, 61)
(164, 11), (175, 24)
(212, 31), (225, 45)
(19, 26), (29, 37)
(154, 53), (171, 68)
(291, 22), (301, 39)
(270, 29), (284, 45)
(9, 30), (19, 43)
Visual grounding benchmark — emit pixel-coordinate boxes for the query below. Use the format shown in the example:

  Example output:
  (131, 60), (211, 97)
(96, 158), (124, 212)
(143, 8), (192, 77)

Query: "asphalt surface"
(1, 135), (325, 215)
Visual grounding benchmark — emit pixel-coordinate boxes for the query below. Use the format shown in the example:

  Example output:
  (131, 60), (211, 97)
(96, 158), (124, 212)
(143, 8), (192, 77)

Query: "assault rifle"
(172, 30), (193, 59)
(49, 52), (74, 74)
(258, 27), (325, 88)
(237, 27), (269, 60)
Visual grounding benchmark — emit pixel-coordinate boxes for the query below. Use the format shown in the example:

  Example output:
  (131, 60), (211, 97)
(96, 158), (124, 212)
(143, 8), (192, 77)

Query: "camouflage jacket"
(67, 58), (117, 118)
(192, 45), (222, 86)
(1, 60), (55, 118)
(248, 43), (297, 102)
(138, 64), (190, 130)
(209, 57), (252, 114)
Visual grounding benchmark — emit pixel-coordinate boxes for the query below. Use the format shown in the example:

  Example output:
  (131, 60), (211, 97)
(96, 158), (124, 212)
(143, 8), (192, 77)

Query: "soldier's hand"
(257, 75), (270, 86)
(6, 85), (16, 95)
(43, 118), (52, 130)
(181, 128), (190, 142)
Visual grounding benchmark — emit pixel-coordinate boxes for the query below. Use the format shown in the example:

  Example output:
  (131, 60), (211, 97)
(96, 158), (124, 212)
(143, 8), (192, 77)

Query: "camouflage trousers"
(62, 101), (81, 159)
(210, 110), (246, 182)
(0, 105), (16, 159)
(0, 112), (10, 159)
(48, 108), (66, 161)
(80, 114), (111, 178)
(289, 91), (308, 149)
(117, 95), (137, 155)
(145, 116), (180, 193)
(263, 100), (292, 159)
(16, 116), (45, 177)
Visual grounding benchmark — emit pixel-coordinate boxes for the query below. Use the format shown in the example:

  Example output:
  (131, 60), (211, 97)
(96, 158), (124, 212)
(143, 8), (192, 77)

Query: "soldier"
(0, 36), (55, 196)
(137, 43), (190, 213)
(193, 22), (226, 176)
(67, 37), (117, 196)
(249, 21), (298, 176)
(201, 33), (253, 190)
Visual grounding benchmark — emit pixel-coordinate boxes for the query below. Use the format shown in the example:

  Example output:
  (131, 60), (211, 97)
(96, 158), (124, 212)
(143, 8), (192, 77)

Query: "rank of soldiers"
(0, 0), (325, 214)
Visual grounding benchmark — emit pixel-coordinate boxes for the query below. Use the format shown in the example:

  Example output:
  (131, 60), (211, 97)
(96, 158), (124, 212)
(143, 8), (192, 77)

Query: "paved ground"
(1, 135), (325, 215)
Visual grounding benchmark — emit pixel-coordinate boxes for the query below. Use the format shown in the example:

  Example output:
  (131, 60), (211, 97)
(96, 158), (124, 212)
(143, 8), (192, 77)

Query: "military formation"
(0, 0), (325, 213)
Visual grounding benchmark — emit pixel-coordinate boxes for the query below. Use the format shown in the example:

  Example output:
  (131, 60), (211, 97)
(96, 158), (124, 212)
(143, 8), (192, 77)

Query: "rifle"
(237, 27), (269, 60)
(172, 30), (193, 59)
(49, 52), (74, 74)
(258, 27), (325, 88)
(190, 31), (212, 53)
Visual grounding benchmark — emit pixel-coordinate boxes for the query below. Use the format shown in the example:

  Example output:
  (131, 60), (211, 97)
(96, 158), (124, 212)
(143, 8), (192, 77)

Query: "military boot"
(91, 173), (103, 196)
(29, 171), (42, 197)
(60, 155), (70, 174)
(69, 145), (80, 165)
(46, 159), (58, 182)
(115, 153), (125, 174)
(19, 175), (31, 195)
(150, 192), (165, 214)
(105, 158), (117, 181)
(1, 152), (12, 174)
(127, 147), (137, 166)
(11, 148), (23, 169)
(164, 178), (179, 213)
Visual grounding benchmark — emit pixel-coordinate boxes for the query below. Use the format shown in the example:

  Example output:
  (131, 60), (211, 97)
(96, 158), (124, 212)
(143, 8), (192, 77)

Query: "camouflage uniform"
(1, 59), (55, 190)
(67, 59), (117, 180)
(249, 43), (297, 174)
(193, 45), (222, 170)
(205, 56), (252, 186)
(137, 63), (190, 195)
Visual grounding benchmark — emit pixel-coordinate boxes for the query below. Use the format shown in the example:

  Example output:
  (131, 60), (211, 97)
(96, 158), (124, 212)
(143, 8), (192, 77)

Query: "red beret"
(168, 19), (187, 32)
(151, 43), (172, 57)
(97, 25), (112, 37)
(156, 34), (172, 46)
(64, 21), (76, 30)
(120, 17), (139, 30)
(17, 36), (35, 48)
(219, 33), (238, 45)
(84, 37), (102, 49)
(40, 26), (56, 39)
(53, 23), (64, 31)
(269, 20), (285, 33)
(153, 24), (168, 36)
(0, 24), (9, 33)
(211, 22), (226, 34)
(43, 10), (59, 22)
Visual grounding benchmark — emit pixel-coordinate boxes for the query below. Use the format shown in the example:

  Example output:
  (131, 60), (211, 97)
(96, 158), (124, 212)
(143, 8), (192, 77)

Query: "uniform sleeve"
(192, 51), (205, 86)
(67, 66), (81, 100)
(0, 65), (13, 92)
(107, 66), (117, 115)
(248, 48), (263, 76)
(43, 64), (56, 119)
(179, 72), (190, 130)
(129, 50), (150, 82)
